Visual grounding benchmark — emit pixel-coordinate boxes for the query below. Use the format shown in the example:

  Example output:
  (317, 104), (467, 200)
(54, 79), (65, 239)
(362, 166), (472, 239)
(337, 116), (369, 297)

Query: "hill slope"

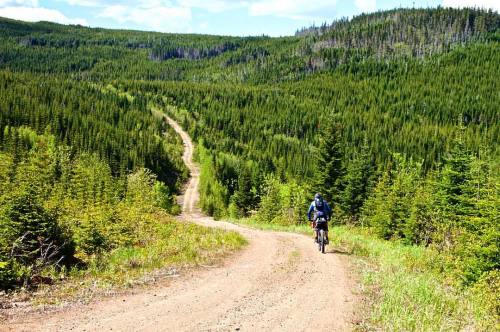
(0, 7), (498, 330)
(0, 7), (498, 81)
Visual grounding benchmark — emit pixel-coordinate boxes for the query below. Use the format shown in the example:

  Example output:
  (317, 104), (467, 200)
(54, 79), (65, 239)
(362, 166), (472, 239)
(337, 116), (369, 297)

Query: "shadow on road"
(327, 248), (352, 255)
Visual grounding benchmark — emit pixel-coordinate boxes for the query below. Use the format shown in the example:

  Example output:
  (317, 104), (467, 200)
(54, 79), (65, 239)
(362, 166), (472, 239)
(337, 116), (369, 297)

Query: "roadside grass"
(230, 218), (496, 331)
(329, 227), (486, 331)
(79, 218), (246, 285)
(8, 214), (246, 308)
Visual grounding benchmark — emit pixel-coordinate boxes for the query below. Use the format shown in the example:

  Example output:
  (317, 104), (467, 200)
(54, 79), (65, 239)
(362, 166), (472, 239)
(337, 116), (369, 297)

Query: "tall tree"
(437, 124), (475, 225)
(314, 112), (344, 203)
(340, 139), (373, 221)
(232, 164), (255, 216)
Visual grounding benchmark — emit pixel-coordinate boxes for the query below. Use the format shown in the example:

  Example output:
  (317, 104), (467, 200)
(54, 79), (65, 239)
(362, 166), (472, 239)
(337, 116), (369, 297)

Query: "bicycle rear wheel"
(319, 230), (325, 253)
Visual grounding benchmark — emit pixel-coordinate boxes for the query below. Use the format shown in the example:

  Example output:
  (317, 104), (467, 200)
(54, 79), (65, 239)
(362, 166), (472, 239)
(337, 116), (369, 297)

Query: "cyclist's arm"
(307, 202), (314, 221)
(325, 201), (332, 220)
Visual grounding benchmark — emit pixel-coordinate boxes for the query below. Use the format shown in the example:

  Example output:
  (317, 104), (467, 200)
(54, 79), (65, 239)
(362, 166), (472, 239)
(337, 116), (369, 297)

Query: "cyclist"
(307, 193), (331, 244)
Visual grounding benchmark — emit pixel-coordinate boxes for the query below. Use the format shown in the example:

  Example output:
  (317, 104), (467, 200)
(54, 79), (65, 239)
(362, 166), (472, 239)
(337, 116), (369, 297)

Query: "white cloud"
(60, 0), (104, 7)
(99, 4), (192, 32)
(0, 0), (389, 33)
(177, 0), (244, 13)
(355, 0), (376, 13)
(0, 0), (88, 25)
(0, 6), (87, 24)
(442, 0), (499, 12)
(0, 0), (38, 6)
(248, 0), (336, 20)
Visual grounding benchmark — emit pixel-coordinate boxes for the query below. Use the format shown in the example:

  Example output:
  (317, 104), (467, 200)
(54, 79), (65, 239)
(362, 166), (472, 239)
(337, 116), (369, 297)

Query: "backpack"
(314, 197), (325, 214)
(314, 198), (327, 221)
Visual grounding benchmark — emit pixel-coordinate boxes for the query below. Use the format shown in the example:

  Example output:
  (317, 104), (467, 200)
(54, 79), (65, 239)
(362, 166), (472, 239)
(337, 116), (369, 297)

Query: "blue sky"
(0, 0), (497, 36)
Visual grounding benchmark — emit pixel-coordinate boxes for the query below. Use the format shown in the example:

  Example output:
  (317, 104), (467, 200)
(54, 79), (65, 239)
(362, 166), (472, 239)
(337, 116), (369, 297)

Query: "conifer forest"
(0, 7), (498, 325)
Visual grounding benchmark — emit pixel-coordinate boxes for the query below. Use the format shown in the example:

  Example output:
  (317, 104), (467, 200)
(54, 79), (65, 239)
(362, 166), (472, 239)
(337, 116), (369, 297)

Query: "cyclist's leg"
(312, 220), (318, 242)
(325, 222), (329, 243)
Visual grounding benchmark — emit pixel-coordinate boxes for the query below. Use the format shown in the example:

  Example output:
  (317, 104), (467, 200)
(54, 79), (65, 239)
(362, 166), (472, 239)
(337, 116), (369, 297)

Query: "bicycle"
(315, 217), (328, 254)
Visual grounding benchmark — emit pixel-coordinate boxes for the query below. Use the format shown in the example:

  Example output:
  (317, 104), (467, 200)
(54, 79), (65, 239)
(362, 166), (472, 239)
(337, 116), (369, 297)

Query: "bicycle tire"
(319, 230), (325, 253)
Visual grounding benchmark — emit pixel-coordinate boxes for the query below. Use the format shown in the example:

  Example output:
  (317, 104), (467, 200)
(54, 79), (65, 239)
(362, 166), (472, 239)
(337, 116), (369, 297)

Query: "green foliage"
(231, 163), (258, 216)
(3, 8), (492, 230)
(445, 155), (499, 285)
(0, 71), (186, 187)
(153, 181), (176, 212)
(438, 126), (476, 221)
(0, 188), (74, 286)
(405, 175), (440, 245)
(0, 127), (185, 289)
(256, 175), (310, 225)
(339, 140), (373, 220)
(363, 154), (423, 240)
(299, 8), (499, 63)
(135, 37), (499, 219)
(0, 260), (16, 289)
(198, 142), (229, 219)
(1, 8), (497, 83)
(329, 226), (497, 331)
(313, 112), (345, 203)
(361, 137), (499, 286)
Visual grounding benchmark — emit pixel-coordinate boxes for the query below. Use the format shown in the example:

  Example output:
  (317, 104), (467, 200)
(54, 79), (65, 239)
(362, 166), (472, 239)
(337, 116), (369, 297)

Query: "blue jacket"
(308, 199), (332, 221)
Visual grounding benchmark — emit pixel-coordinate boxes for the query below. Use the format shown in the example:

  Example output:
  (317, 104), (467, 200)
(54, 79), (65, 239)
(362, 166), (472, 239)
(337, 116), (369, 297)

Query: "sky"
(0, 0), (498, 36)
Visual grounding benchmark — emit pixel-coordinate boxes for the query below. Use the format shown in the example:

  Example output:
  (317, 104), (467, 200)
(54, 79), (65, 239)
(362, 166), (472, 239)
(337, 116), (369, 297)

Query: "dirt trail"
(4, 117), (358, 332)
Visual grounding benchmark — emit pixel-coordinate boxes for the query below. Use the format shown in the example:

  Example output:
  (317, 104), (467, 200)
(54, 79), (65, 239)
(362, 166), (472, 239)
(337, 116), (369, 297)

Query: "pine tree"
(314, 112), (344, 203)
(438, 124), (474, 224)
(442, 148), (500, 284)
(232, 165), (254, 216)
(0, 187), (74, 275)
(361, 170), (391, 233)
(405, 174), (440, 245)
(340, 139), (373, 221)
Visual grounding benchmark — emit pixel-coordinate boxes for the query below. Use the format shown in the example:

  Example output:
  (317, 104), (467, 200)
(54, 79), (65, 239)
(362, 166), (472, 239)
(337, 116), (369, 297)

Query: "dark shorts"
(314, 220), (328, 231)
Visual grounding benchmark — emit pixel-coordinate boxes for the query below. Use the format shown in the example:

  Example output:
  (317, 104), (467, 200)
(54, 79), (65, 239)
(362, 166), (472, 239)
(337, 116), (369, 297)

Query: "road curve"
(4, 116), (358, 332)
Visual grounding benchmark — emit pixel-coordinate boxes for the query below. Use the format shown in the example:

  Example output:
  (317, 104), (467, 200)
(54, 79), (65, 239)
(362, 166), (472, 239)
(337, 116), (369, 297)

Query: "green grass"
(27, 215), (246, 306)
(230, 218), (497, 331)
(329, 227), (464, 331)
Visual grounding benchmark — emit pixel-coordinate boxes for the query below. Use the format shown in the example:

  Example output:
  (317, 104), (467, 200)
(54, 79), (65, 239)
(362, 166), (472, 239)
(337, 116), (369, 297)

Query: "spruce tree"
(314, 112), (344, 204)
(340, 139), (373, 221)
(438, 124), (474, 223)
(0, 187), (74, 273)
(232, 165), (254, 216)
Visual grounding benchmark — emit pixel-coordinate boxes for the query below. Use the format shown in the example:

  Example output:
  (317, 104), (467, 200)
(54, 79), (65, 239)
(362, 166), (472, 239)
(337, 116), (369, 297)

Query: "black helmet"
(314, 193), (322, 200)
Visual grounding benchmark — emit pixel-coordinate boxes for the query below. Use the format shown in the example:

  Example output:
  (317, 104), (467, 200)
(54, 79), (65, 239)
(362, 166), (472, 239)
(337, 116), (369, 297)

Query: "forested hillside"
(1, 7), (498, 81)
(0, 7), (498, 327)
(0, 71), (190, 288)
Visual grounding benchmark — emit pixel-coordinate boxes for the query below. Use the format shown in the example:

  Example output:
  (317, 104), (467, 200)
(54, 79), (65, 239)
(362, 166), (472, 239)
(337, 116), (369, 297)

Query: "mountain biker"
(307, 193), (331, 244)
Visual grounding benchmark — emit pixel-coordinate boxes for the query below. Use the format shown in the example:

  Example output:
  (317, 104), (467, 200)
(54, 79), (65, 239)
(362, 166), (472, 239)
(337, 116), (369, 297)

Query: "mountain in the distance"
(0, 7), (498, 81)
